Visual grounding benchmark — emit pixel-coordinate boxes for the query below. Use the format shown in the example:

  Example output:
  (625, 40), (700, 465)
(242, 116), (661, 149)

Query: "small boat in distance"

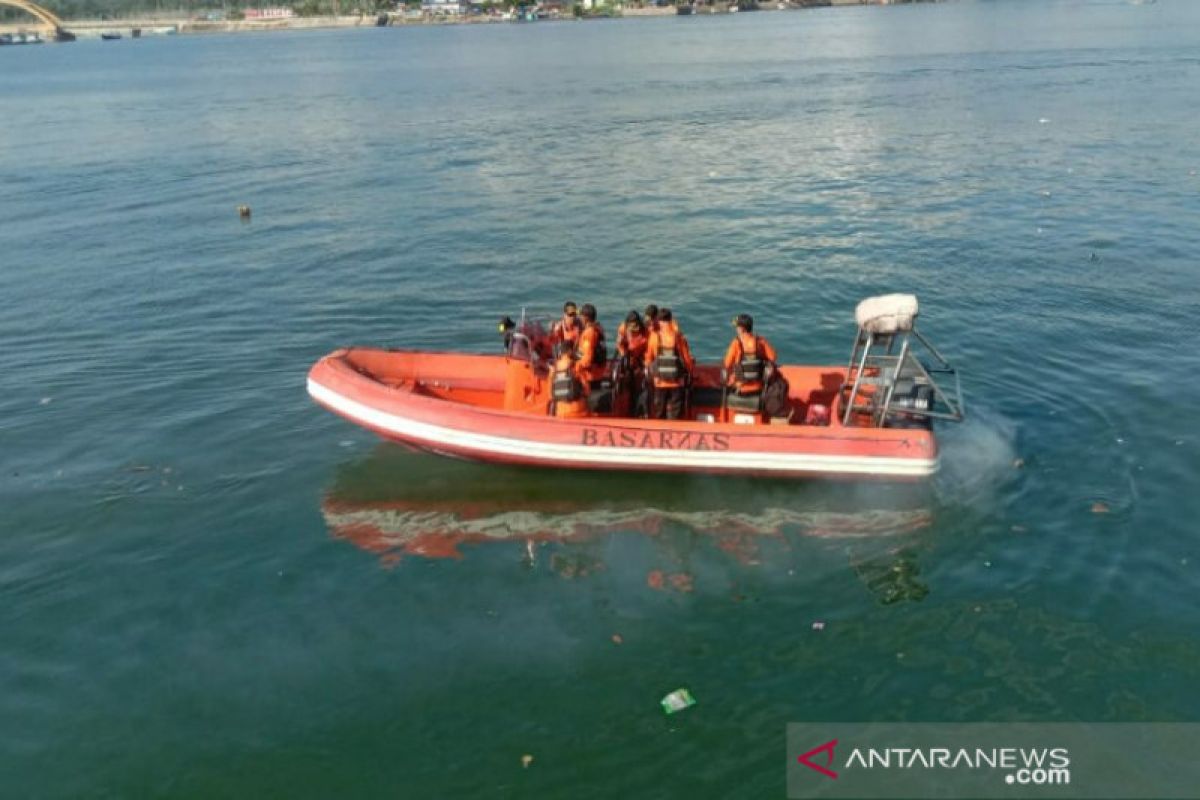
(101, 32), (122, 40)
(308, 295), (964, 480)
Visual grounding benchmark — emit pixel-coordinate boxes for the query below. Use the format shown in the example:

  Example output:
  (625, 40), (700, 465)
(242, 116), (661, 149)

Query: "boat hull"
(307, 349), (938, 480)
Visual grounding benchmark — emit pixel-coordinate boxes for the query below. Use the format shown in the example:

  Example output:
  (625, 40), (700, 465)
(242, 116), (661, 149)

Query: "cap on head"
(659, 308), (674, 323)
(643, 304), (659, 321)
(734, 313), (753, 332)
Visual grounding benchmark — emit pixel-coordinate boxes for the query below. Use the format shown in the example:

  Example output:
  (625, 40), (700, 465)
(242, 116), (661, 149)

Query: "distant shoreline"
(1, 1), (939, 38)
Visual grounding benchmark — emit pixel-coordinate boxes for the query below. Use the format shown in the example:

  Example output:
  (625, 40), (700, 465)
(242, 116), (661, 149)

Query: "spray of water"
(932, 407), (1020, 510)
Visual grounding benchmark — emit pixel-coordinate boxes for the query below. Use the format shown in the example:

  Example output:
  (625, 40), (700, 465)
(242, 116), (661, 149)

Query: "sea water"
(2, 1), (1199, 795)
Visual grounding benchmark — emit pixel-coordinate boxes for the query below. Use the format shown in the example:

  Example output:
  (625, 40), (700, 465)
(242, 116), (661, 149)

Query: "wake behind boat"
(307, 295), (964, 480)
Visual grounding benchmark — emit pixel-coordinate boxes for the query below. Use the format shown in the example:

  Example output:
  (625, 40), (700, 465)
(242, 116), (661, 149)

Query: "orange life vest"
(651, 327), (687, 388)
(733, 333), (766, 393)
(551, 352), (583, 402)
(555, 314), (583, 347)
(577, 323), (607, 373)
(618, 323), (648, 363)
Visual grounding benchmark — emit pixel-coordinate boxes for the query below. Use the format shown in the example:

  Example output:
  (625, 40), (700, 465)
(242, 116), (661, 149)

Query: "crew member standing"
(551, 301), (583, 355)
(617, 310), (649, 416)
(644, 308), (694, 420)
(723, 313), (778, 398)
(617, 310), (648, 365)
(575, 304), (608, 385)
(643, 304), (660, 334)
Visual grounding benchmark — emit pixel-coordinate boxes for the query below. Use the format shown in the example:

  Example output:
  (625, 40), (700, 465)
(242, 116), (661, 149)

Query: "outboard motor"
(840, 294), (964, 428)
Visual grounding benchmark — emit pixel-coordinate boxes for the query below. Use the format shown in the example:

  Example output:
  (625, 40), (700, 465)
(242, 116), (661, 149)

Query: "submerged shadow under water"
(320, 444), (939, 603)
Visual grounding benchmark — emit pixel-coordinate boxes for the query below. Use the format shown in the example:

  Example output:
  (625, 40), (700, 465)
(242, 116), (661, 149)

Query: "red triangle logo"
(797, 739), (839, 779)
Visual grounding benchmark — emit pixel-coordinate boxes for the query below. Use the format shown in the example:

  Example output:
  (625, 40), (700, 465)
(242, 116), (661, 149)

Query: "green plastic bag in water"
(661, 688), (696, 714)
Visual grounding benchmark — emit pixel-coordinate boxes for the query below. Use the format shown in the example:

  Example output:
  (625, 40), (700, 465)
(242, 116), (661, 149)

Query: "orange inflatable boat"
(307, 295), (964, 480)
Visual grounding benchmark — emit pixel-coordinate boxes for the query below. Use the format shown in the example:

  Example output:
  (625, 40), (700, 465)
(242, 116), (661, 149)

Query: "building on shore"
(243, 7), (296, 18)
(421, 0), (467, 14)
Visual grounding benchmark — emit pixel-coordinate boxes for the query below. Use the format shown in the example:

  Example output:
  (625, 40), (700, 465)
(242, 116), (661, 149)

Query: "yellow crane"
(1, 0), (75, 40)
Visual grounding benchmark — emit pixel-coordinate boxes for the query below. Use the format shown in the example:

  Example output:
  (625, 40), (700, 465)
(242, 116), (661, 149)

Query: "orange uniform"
(645, 324), (694, 389)
(575, 322), (608, 384)
(723, 331), (777, 395)
(551, 350), (588, 418)
(551, 312), (583, 350)
(617, 321), (648, 365)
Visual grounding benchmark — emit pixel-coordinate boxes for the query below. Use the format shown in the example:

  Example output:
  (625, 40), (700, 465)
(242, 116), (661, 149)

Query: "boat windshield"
(505, 315), (552, 363)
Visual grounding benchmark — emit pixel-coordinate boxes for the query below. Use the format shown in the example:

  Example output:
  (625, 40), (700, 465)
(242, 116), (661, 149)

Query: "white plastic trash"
(661, 688), (696, 714)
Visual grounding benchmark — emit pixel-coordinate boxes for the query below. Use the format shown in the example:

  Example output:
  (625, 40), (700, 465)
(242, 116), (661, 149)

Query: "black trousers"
(651, 386), (686, 420)
(623, 369), (649, 418)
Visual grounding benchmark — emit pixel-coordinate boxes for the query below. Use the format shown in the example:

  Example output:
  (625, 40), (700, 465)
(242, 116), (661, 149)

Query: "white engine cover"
(855, 294), (919, 334)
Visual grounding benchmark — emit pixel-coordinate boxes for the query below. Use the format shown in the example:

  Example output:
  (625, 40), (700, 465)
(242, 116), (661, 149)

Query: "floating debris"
(661, 688), (696, 715)
(1091, 501), (1110, 514)
(1012, 458), (1025, 469)
(611, 633), (623, 645)
(854, 551), (929, 605)
(521, 754), (534, 769)
(811, 621), (826, 631)
(552, 552), (603, 579)
(39, 397), (52, 405)
(1038, 117), (1050, 124)
(668, 573), (694, 593)
(237, 204), (251, 220)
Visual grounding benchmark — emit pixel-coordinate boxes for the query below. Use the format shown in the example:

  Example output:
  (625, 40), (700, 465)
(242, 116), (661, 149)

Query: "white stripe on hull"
(308, 380), (938, 478)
